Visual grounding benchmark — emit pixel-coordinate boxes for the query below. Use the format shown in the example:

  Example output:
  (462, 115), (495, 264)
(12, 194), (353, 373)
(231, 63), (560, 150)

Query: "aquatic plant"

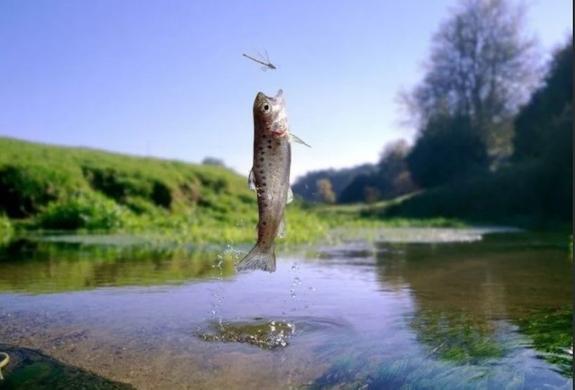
(0, 343), (131, 389)
(410, 310), (504, 364)
(515, 306), (573, 377)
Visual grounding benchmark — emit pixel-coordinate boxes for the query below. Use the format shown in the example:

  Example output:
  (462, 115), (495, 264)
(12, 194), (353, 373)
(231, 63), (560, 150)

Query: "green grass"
(0, 137), (476, 245)
(0, 137), (254, 217)
(0, 138), (352, 244)
(0, 137), (264, 241)
(310, 200), (467, 229)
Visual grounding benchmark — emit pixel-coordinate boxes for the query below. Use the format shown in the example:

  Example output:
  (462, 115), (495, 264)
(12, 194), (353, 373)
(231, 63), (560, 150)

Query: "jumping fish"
(236, 90), (308, 272)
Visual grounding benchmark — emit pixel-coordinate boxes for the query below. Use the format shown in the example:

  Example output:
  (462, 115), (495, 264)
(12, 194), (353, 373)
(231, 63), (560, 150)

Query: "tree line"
(294, 0), (571, 223)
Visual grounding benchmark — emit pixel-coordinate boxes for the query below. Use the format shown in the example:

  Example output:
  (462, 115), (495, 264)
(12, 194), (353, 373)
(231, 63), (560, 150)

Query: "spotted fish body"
(236, 90), (291, 272)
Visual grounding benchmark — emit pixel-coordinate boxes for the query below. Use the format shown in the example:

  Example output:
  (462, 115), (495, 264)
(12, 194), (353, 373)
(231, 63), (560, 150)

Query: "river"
(0, 228), (571, 389)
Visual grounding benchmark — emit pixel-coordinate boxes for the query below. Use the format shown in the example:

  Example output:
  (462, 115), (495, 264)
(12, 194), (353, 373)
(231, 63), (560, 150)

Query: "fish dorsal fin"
(287, 187), (293, 204)
(289, 133), (311, 148)
(248, 168), (256, 191)
(277, 217), (286, 238)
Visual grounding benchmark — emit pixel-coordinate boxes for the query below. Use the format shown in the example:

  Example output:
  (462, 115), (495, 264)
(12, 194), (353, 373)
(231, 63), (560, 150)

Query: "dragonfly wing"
(263, 49), (271, 64)
(255, 50), (266, 63)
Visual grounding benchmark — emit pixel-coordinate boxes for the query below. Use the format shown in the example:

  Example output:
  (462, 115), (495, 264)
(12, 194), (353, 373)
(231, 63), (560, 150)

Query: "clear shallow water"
(0, 228), (571, 389)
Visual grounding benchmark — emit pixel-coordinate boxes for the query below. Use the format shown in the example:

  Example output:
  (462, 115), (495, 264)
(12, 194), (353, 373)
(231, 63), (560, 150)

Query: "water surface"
(0, 228), (571, 389)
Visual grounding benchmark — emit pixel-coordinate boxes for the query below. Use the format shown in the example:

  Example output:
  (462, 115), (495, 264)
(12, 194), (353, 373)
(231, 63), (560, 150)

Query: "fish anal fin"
(277, 217), (286, 238)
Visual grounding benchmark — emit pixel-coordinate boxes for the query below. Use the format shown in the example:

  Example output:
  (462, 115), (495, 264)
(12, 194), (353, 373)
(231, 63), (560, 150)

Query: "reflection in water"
(0, 229), (572, 389)
(0, 238), (237, 293)
(372, 233), (572, 379)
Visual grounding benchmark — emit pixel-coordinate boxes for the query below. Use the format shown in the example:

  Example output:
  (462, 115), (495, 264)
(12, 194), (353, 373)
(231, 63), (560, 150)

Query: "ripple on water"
(197, 319), (296, 350)
(196, 316), (351, 350)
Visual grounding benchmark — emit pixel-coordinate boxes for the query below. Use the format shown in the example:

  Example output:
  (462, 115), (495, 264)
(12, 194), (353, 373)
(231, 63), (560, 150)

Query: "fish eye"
(263, 104), (270, 112)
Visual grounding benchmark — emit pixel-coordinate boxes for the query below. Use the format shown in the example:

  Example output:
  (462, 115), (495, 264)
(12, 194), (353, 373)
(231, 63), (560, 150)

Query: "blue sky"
(0, 0), (571, 180)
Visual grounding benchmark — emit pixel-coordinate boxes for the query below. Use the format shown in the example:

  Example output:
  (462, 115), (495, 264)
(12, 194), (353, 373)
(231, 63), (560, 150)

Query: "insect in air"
(242, 50), (277, 71)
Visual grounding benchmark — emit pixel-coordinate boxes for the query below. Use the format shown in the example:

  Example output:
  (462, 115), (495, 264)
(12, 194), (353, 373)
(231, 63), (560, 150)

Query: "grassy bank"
(0, 137), (322, 243)
(0, 138), (486, 247)
(0, 137), (464, 246)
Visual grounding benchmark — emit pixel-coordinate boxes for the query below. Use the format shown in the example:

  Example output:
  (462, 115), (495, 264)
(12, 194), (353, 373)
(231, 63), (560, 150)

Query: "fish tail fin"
(236, 244), (276, 272)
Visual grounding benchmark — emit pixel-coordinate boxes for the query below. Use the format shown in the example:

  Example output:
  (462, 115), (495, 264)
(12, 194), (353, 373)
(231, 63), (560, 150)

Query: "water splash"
(289, 263), (301, 299)
(198, 319), (296, 350)
(290, 276), (302, 298)
(209, 245), (242, 327)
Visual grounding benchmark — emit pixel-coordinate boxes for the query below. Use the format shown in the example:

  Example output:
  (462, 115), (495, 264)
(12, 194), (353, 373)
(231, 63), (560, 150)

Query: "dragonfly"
(242, 50), (277, 71)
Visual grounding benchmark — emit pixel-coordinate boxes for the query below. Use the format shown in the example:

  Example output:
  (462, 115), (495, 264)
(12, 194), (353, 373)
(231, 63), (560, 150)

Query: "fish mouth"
(271, 129), (287, 138)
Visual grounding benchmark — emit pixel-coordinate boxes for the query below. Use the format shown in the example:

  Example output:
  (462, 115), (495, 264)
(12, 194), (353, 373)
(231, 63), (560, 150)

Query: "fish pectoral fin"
(248, 168), (256, 191)
(236, 244), (276, 273)
(287, 187), (293, 204)
(277, 217), (286, 238)
(289, 133), (311, 148)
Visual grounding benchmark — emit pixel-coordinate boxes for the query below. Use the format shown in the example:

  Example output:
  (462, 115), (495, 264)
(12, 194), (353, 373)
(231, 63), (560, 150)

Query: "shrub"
(82, 166), (174, 209)
(36, 193), (131, 230)
(0, 164), (69, 217)
(0, 214), (13, 244)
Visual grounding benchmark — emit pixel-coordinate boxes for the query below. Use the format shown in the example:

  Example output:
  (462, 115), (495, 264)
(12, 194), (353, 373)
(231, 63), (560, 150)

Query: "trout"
(236, 89), (302, 272)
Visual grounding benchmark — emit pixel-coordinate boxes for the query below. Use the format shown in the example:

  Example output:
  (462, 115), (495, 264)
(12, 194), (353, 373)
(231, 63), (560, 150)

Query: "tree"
(378, 140), (410, 179)
(202, 157), (225, 167)
(315, 178), (336, 204)
(363, 186), (381, 204)
(513, 38), (573, 161)
(513, 38), (573, 219)
(339, 140), (417, 203)
(407, 115), (488, 188)
(338, 174), (380, 203)
(403, 0), (539, 160)
(377, 140), (417, 198)
(292, 164), (376, 202)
